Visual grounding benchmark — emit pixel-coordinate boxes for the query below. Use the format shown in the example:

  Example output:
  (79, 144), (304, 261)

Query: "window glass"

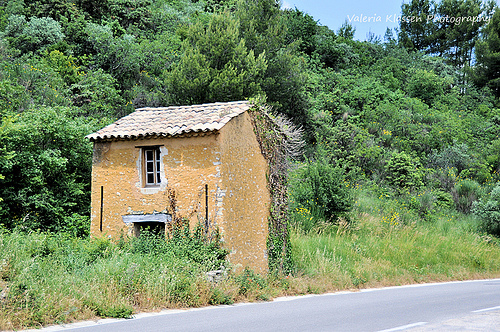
(143, 147), (161, 186)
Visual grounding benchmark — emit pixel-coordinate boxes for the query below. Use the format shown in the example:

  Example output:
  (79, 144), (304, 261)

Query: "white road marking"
(378, 322), (428, 332)
(472, 305), (500, 313)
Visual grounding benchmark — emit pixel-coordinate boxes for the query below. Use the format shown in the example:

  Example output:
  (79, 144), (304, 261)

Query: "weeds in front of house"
(1, 186), (500, 330)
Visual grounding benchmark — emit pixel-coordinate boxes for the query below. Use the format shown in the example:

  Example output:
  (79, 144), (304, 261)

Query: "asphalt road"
(36, 279), (500, 332)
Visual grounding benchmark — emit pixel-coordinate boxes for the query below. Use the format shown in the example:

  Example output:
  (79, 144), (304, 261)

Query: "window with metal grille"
(143, 147), (161, 186)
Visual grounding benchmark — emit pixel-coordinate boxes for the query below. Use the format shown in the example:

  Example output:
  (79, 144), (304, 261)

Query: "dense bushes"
(290, 158), (353, 230)
(473, 182), (500, 236)
(0, 107), (104, 235)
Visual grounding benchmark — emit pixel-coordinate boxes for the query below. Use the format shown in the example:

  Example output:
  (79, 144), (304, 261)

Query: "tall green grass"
(0, 227), (238, 330)
(290, 187), (500, 292)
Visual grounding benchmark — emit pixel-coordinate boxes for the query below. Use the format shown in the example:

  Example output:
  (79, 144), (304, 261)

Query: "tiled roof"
(86, 101), (252, 141)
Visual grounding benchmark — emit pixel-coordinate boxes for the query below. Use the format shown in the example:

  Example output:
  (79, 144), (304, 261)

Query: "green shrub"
(385, 151), (424, 191)
(473, 182), (500, 236)
(434, 190), (454, 209)
(236, 268), (266, 295)
(429, 142), (473, 174)
(290, 159), (353, 225)
(452, 179), (482, 214)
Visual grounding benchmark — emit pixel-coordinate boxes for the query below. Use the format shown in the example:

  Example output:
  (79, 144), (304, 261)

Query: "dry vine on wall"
(249, 104), (304, 274)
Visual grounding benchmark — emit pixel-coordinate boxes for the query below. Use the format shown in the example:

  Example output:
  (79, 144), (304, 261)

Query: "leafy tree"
(85, 22), (144, 91)
(22, 0), (87, 48)
(0, 107), (103, 235)
(435, 0), (488, 69)
(234, 0), (310, 125)
(283, 8), (318, 55)
(2, 56), (71, 108)
(337, 21), (355, 40)
(70, 68), (127, 117)
(107, 0), (153, 31)
(407, 69), (450, 105)
(165, 10), (267, 104)
(315, 38), (359, 70)
(398, 0), (436, 52)
(473, 7), (500, 97)
(4, 15), (65, 53)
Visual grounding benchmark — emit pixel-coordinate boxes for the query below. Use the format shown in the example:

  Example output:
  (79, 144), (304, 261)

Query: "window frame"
(140, 146), (162, 187)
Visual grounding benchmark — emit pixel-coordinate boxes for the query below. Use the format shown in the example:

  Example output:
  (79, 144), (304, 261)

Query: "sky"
(281, 1), (407, 41)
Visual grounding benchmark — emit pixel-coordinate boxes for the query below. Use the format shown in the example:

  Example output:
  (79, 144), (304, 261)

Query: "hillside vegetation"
(0, 0), (500, 329)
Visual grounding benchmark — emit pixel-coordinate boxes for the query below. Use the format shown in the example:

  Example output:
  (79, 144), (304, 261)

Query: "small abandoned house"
(86, 101), (270, 272)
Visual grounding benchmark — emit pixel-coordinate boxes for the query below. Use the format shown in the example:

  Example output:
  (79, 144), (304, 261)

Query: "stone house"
(86, 101), (270, 272)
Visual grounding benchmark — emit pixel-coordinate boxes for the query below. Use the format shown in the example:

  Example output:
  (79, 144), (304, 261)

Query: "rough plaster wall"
(90, 135), (223, 238)
(219, 112), (270, 273)
(89, 113), (270, 273)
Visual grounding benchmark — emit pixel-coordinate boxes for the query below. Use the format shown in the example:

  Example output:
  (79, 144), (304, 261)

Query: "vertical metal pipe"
(205, 184), (209, 236)
(100, 186), (104, 232)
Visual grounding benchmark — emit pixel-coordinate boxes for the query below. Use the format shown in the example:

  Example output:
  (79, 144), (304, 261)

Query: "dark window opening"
(134, 222), (165, 238)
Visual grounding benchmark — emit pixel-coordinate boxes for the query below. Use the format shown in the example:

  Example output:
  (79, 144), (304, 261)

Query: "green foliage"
(474, 7), (500, 97)
(485, 139), (500, 175)
(407, 69), (450, 105)
(290, 158), (353, 224)
(2, 56), (71, 109)
(452, 179), (482, 213)
(0, 228), (230, 328)
(398, 0), (436, 52)
(315, 39), (359, 70)
(130, 223), (228, 270)
(70, 68), (126, 117)
(435, 0), (488, 69)
(234, 0), (310, 126)
(236, 268), (266, 295)
(283, 8), (318, 55)
(292, 186), (500, 290)
(44, 50), (80, 85)
(107, 0), (153, 30)
(428, 142), (474, 174)
(0, 79), (27, 115)
(5, 15), (65, 53)
(0, 107), (102, 235)
(399, 0), (492, 71)
(385, 151), (424, 190)
(473, 182), (500, 235)
(165, 11), (267, 104)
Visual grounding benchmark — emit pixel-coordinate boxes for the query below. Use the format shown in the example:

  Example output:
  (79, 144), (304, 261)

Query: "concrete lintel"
(122, 213), (172, 224)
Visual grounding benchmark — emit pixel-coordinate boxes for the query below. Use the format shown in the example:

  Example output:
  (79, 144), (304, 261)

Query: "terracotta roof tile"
(86, 101), (251, 141)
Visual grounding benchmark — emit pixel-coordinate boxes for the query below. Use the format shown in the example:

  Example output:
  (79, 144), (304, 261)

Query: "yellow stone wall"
(89, 112), (270, 273)
(219, 112), (270, 273)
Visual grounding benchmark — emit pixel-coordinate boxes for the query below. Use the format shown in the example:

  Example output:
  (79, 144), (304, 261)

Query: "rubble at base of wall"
(205, 266), (227, 283)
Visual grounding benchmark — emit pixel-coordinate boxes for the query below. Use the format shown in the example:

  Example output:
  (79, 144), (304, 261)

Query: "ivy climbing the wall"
(248, 102), (304, 274)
